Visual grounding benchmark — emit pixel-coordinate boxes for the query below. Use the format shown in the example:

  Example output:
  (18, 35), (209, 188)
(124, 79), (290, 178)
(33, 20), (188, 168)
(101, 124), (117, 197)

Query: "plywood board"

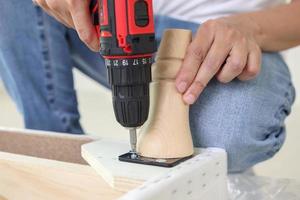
(0, 152), (124, 200)
(0, 128), (124, 200)
(81, 139), (171, 192)
(82, 139), (228, 195)
(0, 128), (96, 164)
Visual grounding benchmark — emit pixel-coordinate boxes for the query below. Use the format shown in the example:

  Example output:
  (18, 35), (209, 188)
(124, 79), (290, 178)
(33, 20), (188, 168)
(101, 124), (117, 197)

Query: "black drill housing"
(106, 57), (153, 127)
(92, 0), (156, 128)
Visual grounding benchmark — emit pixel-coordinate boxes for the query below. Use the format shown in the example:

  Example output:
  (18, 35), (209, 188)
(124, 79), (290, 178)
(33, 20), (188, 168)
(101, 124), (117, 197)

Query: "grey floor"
(0, 70), (299, 181)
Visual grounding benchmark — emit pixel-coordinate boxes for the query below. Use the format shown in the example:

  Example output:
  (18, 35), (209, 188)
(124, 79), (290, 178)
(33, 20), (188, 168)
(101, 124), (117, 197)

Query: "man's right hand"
(34, 0), (99, 51)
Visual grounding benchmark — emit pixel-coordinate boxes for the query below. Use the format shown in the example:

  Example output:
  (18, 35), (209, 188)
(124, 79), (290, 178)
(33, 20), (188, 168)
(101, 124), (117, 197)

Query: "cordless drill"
(91, 0), (156, 155)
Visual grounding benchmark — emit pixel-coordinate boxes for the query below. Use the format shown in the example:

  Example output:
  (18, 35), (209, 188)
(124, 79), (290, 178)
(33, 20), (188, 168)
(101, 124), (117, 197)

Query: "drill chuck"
(106, 56), (153, 127)
(91, 0), (156, 129)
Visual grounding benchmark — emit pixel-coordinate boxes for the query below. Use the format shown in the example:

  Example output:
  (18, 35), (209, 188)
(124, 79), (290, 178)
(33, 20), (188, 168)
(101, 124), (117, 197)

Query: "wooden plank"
(0, 152), (124, 200)
(0, 128), (96, 164)
(82, 139), (228, 199)
(82, 139), (226, 194)
(0, 195), (7, 200)
(82, 139), (168, 192)
(0, 128), (125, 200)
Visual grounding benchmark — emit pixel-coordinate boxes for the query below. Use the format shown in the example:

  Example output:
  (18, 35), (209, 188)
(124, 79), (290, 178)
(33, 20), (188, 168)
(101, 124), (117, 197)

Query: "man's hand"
(34, 0), (99, 51)
(176, 17), (262, 105)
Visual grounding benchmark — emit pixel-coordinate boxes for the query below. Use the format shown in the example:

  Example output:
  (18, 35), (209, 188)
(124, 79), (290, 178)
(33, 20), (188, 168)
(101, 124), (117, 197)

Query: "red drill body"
(91, 0), (156, 129)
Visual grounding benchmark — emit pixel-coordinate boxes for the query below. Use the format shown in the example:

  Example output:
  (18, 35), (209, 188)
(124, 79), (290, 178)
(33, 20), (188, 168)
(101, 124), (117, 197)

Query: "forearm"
(228, 1), (300, 52)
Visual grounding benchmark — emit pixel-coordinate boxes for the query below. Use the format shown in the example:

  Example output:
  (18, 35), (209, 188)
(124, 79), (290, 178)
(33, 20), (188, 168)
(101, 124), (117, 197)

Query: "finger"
(35, 0), (73, 28)
(51, 10), (74, 28)
(238, 45), (261, 81)
(183, 37), (232, 104)
(32, 0), (38, 5)
(35, 0), (49, 9)
(217, 43), (248, 83)
(46, 0), (75, 28)
(175, 26), (214, 93)
(69, 1), (99, 51)
(64, 11), (75, 28)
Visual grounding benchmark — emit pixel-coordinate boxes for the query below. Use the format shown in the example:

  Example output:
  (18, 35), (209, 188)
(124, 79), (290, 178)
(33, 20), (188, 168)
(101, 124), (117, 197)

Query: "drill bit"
(129, 128), (138, 159)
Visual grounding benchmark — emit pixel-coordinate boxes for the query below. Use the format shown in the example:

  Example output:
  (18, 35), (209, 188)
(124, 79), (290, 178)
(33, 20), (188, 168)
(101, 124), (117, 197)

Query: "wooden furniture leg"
(137, 29), (194, 159)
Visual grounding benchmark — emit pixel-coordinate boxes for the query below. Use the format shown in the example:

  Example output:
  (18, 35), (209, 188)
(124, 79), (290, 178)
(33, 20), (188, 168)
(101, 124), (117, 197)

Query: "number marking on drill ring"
(105, 58), (154, 67)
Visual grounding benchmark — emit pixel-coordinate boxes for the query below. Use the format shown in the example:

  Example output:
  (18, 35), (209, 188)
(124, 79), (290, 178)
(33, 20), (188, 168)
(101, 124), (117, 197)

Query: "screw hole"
(187, 191), (192, 195)
(202, 184), (206, 188)
(172, 189), (177, 195)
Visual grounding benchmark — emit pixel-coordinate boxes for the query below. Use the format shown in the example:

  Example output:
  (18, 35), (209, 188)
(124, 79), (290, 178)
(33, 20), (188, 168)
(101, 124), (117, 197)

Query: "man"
(0, 0), (299, 172)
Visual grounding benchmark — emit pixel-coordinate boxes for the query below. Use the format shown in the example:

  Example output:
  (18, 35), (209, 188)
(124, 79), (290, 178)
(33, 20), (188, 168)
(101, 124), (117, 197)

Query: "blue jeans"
(0, 1), (296, 172)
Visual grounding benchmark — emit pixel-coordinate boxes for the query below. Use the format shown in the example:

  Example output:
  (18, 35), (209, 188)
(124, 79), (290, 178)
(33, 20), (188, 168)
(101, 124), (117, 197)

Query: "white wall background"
(285, 47), (300, 105)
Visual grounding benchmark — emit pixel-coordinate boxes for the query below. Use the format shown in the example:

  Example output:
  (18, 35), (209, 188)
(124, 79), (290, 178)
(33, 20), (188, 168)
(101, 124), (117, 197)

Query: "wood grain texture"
(0, 128), (96, 164)
(81, 139), (170, 192)
(152, 29), (193, 81)
(0, 152), (123, 200)
(0, 128), (124, 200)
(138, 29), (194, 159)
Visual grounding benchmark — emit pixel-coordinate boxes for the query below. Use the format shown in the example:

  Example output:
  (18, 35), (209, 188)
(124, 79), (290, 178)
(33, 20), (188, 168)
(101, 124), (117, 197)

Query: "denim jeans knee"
(190, 53), (295, 172)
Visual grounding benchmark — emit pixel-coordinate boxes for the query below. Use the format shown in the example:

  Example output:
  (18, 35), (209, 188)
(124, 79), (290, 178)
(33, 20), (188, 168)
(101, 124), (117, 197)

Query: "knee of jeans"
(217, 98), (291, 173)
(225, 126), (286, 173)
(228, 91), (294, 173)
(190, 86), (294, 173)
(191, 118), (287, 173)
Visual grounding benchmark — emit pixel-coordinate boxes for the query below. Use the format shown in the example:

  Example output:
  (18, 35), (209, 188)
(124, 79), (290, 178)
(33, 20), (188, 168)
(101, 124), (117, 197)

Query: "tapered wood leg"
(138, 29), (194, 159)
